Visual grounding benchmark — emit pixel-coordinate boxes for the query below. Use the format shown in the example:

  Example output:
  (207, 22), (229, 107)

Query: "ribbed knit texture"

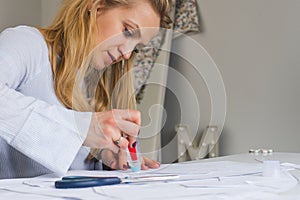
(0, 26), (96, 179)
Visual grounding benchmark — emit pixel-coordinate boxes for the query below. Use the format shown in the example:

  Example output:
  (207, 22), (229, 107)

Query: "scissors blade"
(125, 174), (180, 183)
(61, 176), (119, 180)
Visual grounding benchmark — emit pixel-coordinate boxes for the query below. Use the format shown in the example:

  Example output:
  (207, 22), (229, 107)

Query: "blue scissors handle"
(55, 176), (122, 189)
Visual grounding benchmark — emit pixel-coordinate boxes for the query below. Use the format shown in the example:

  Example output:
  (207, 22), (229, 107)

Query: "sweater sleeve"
(0, 26), (92, 175)
(0, 83), (92, 175)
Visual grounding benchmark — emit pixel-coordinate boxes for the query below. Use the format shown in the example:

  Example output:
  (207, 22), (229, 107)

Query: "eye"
(123, 27), (134, 38)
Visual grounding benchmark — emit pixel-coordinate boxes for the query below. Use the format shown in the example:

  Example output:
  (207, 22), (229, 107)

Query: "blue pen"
(54, 174), (179, 189)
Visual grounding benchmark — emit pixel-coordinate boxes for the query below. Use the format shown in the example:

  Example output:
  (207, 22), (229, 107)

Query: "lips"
(107, 51), (116, 63)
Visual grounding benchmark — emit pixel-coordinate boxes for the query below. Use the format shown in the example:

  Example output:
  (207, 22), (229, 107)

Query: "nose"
(119, 41), (138, 60)
(122, 51), (132, 60)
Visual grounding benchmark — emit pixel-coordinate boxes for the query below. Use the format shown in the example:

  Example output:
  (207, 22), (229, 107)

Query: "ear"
(88, 0), (105, 15)
(87, 0), (93, 11)
(87, 0), (105, 12)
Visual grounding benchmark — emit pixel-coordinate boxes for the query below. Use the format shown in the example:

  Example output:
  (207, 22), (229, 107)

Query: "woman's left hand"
(100, 148), (160, 170)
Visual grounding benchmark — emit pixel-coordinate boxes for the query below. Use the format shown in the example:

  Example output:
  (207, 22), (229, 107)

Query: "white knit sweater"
(0, 26), (98, 178)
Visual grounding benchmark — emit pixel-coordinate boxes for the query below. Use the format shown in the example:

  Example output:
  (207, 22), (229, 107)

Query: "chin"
(89, 58), (106, 70)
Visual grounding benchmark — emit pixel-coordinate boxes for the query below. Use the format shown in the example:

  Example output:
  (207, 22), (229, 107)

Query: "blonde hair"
(39, 0), (172, 159)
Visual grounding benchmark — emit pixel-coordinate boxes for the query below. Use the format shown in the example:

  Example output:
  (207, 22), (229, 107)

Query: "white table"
(0, 152), (299, 200)
(205, 152), (300, 197)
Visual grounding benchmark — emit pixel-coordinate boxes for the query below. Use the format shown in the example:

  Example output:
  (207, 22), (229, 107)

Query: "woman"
(0, 0), (172, 178)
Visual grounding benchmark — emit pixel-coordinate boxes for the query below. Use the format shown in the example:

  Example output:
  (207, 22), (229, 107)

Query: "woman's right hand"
(83, 109), (141, 153)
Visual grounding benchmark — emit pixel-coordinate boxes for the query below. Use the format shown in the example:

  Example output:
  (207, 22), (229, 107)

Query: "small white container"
(262, 160), (281, 178)
(126, 139), (142, 172)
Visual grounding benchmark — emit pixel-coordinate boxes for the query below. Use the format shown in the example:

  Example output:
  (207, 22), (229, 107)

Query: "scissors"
(55, 174), (179, 189)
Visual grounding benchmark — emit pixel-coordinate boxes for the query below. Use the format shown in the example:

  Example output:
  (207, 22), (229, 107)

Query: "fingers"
(101, 149), (118, 170)
(112, 135), (129, 150)
(101, 148), (161, 171)
(112, 109), (140, 139)
(118, 149), (129, 170)
(86, 109), (140, 156)
(110, 109), (140, 149)
(114, 119), (140, 138)
(101, 148), (128, 171)
(114, 122), (138, 148)
(141, 157), (148, 170)
(141, 156), (160, 170)
(112, 109), (141, 126)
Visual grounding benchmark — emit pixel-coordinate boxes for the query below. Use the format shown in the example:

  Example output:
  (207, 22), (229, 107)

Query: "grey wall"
(0, 0), (62, 31)
(41, 0), (62, 26)
(0, 0), (41, 31)
(162, 0), (300, 162)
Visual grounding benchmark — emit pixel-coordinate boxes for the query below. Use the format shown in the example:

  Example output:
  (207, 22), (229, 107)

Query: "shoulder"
(0, 25), (46, 52)
(0, 25), (49, 67)
(0, 25), (50, 86)
(1, 25), (43, 41)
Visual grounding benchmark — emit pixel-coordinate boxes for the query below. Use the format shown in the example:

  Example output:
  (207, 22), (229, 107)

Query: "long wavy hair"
(39, 0), (172, 159)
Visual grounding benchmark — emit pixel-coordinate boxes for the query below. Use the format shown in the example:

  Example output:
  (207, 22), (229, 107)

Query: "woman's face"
(93, 1), (160, 69)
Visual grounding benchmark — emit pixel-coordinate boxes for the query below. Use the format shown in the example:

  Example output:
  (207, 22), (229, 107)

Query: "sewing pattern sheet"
(0, 161), (299, 200)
